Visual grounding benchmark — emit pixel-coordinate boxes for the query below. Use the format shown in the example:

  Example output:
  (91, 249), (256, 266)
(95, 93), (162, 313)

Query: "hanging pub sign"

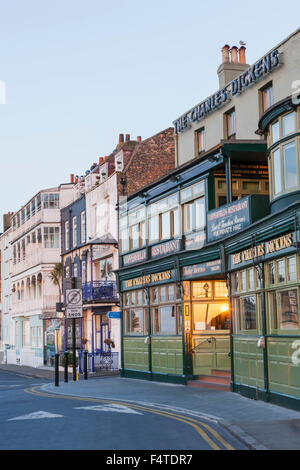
(229, 232), (295, 269)
(151, 239), (181, 259)
(173, 49), (282, 133)
(123, 248), (147, 266)
(183, 259), (222, 279)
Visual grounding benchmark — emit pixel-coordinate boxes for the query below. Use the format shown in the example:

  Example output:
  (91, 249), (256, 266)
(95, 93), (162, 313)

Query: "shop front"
(121, 269), (185, 383)
(183, 279), (230, 376)
(228, 229), (300, 409)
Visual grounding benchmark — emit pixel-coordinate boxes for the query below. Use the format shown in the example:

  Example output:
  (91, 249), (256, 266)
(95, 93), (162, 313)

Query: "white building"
(9, 184), (75, 368)
(0, 220), (13, 363)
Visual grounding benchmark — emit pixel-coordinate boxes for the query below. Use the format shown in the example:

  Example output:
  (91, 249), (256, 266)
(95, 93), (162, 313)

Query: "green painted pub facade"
(117, 28), (300, 411)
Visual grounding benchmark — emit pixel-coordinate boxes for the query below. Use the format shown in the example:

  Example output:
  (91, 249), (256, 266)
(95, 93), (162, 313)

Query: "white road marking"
(7, 411), (64, 421)
(74, 404), (143, 415)
(0, 385), (22, 388)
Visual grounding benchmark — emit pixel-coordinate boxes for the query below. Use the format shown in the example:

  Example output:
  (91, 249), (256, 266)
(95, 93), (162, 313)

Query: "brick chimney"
(70, 174), (74, 184)
(125, 134), (130, 142)
(217, 43), (249, 88)
(239, 46), (246, 64)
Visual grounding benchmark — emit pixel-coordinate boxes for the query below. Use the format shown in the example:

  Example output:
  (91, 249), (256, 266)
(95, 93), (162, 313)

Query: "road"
(0, 369), (248, 451)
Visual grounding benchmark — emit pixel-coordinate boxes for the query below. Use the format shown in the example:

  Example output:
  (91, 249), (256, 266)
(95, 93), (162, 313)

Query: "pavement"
(1, 363), (300, 450)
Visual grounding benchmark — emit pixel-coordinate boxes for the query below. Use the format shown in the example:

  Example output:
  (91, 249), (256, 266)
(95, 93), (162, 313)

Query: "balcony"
(82, 281), (119, 303)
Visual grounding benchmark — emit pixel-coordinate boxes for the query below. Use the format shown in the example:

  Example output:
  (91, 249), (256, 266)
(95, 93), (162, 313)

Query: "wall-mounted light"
(169, 175), (180, 182)
(208, 153), (221, 163)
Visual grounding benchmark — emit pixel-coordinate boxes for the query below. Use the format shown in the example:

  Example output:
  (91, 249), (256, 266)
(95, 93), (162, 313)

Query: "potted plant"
(104, 338), (115, 349)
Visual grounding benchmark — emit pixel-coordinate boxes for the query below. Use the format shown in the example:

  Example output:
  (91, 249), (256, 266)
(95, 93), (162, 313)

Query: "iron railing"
(82, 281), (119, 302)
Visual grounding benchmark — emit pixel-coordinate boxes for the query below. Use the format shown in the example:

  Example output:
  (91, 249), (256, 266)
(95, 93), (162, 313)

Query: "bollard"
(64, 352), (69, 383)
(55, 353), (59, 387)
(84, 350), (88, 380)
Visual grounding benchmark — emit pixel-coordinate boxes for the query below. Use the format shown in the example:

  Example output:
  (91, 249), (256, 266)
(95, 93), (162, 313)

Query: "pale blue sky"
(0, 0), (299, 230)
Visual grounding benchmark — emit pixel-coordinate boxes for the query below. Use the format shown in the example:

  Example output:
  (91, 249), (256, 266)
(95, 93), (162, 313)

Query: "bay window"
(269, 112), (299, 199)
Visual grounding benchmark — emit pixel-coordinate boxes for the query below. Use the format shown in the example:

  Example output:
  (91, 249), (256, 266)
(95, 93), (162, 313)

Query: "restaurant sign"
(183, 259), (222, 279)
(123, 249), (147, 266)
(207, 198), (250, 242)
(151, 239), (181, 259)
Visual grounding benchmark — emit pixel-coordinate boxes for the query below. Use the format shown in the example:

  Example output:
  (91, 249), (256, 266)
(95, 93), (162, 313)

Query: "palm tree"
(49, 262), (63, 303)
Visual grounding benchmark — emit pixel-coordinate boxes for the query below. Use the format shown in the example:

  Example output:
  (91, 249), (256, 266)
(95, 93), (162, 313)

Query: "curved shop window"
(268, 111), (300, 200)
(190, 280), (230, 333)
(231, 267), (263, 334)
(123, 289), (148, 336)
(150, 284), (182, 335)
(266, 255), (300, 332)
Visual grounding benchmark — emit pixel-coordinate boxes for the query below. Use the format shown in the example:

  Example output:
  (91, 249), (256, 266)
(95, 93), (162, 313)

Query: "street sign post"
(106, 311), (121, 319)
(65, 289), (83, 319)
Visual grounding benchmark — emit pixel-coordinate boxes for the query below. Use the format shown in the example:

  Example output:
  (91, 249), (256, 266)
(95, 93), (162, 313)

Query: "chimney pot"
(125, 134), (130, 142)
(70, 174), (74, 184)
(99, 157), (104, 165)
(230, 46), (238, 63)
(137, 136), (142, 142)
(221, 45), (230, 63)
(239, 46), (246, 64)
(119, 133), (124, 143)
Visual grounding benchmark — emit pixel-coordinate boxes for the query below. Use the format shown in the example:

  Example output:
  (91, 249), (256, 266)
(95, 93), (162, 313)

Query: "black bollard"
(55, 353), (59, 387)
(64, 352), (69, 383)
(84, 350), (88, 380)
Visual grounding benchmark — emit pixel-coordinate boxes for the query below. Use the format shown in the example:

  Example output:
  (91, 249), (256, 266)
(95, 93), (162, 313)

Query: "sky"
(0, 0), (299, 230)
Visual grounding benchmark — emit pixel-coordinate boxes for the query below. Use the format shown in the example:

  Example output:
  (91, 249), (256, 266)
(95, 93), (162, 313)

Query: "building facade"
(8, 184), (75, 367)
(61, 130), (175, 371)
(0, 216), (13, 363)
(117, 28), (300, 410)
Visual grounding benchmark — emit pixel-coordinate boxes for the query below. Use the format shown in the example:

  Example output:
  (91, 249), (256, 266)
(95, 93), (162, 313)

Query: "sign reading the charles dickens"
(207, 198), (250, 242)
(230, 233), (294, 268)
(183, 259), (222, 279)
(173, 49), (281, 133)
(123, 270), (175, 290)
(123, 249), (147, 266)
(151, 239), (181, 259)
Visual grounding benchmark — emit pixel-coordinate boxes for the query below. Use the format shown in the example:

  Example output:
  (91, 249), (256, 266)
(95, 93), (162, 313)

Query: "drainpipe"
(260, 263), (270, 401)
(225, 155), (232, 204)
(92, 312), (95, 372)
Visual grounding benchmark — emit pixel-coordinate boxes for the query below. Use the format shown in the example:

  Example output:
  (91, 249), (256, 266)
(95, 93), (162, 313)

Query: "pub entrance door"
(184, 280), (231, 376)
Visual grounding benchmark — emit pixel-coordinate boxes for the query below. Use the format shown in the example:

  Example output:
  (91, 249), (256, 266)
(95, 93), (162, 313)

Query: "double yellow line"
(25, 386), (235, 451)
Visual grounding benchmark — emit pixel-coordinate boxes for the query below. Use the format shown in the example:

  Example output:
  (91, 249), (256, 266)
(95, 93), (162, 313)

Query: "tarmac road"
(0, 368), (247, 451)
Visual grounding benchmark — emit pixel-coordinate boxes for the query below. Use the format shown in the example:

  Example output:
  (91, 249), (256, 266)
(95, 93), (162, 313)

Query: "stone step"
(187, 380), (230, 392)
(211, 369), (231, 378)
(196, 374), (230, 385)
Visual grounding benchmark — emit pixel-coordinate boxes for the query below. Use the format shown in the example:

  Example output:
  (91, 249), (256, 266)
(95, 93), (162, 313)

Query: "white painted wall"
(176, 29), (300, 166)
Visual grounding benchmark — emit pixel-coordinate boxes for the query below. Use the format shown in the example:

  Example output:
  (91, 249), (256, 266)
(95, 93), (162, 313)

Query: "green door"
(192, 334), (231, 376)
(189, 280), (231, 376)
